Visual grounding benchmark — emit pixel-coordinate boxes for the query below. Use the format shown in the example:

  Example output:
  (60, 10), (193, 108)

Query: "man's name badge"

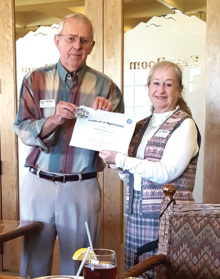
(40, 99), (55, 108)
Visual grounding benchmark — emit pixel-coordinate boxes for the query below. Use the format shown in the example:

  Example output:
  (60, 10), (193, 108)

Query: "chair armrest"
(119, 254), (167, 279)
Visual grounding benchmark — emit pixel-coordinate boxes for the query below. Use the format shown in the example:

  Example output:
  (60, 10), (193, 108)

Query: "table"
(0, 276), (20, 279)
(0, 276), (84, 279)
(0, 220), (42, 271)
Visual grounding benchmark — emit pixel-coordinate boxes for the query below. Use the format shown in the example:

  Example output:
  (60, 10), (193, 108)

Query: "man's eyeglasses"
(58, 34), (92, 46)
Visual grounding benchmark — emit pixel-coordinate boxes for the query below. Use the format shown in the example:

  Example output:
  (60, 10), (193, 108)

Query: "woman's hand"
(99, 150), (117, 164)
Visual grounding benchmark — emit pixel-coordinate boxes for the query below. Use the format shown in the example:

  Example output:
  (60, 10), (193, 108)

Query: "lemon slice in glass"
(72, 247), (97, 261)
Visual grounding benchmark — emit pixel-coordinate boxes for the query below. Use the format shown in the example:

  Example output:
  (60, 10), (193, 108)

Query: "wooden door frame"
(85, 0), (124, 273)
(0, 0), (19, 271)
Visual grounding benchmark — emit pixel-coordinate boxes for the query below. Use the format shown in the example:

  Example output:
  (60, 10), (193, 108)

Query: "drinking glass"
(83, 248), (117, 279)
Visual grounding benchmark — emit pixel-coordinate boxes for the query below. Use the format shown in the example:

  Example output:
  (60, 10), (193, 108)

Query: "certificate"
(70, 106), (136, 154)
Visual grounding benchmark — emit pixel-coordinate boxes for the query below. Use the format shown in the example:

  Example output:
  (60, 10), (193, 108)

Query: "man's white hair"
(56, 13), (94, 40)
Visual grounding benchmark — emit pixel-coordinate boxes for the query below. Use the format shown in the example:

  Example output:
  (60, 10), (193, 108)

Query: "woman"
(99, 61), (201, 278)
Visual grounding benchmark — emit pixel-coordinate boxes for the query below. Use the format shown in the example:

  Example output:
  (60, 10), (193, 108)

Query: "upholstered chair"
(120, 185), (220, 279)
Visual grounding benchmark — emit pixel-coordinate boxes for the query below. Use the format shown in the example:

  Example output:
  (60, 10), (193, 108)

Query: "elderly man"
(14, 13), (124, 277)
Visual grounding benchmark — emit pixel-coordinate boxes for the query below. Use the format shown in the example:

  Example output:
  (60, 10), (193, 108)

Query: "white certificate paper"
(70, 107), (136, 154)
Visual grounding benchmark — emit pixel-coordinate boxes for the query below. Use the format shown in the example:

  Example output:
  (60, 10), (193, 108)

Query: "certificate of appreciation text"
(69, 106), (136, 154)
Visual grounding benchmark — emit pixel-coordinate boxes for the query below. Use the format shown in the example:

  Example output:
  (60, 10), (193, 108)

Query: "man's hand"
(99, 150), (117, 164)
(52, 101), (78, 125)
(40, 101), (77, 138)
(93, 96), (112, 111)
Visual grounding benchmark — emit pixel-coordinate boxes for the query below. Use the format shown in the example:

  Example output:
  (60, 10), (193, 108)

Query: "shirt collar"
(151, 106), (179, 124)
(57, 60), (87, 85)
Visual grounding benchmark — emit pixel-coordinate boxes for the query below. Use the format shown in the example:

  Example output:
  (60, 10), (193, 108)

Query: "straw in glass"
(85, 221), (93, 250)
(75, 246), (91, 279)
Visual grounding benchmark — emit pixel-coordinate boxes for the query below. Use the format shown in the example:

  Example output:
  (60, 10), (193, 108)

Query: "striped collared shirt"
(14, 60), (124, 174)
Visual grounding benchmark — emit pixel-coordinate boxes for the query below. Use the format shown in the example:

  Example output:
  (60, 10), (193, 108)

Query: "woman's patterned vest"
(126, 109), (201, 218)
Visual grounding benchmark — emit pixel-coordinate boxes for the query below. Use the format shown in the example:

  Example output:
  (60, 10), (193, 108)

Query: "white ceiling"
(15, 0), (207, 39)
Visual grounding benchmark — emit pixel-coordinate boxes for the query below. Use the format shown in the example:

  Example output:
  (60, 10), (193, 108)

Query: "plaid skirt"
(125, 190), (160, 279)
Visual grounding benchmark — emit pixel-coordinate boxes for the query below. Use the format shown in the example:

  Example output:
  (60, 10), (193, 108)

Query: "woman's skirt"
(125, 190), (160, 278)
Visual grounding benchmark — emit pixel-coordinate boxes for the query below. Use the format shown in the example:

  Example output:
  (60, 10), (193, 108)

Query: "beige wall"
(203, 0), (220, 203)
